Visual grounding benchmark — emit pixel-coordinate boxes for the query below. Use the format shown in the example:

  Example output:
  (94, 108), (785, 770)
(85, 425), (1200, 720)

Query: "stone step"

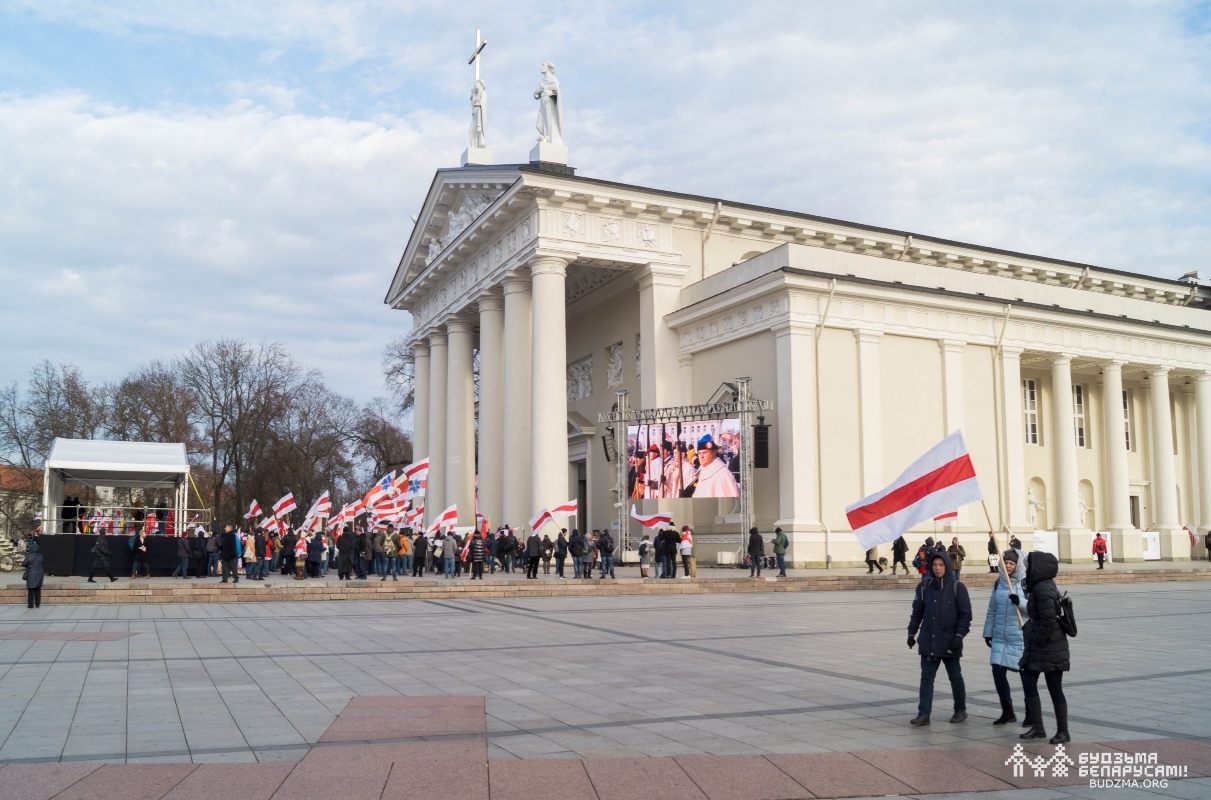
(2, 567), (1208, 604)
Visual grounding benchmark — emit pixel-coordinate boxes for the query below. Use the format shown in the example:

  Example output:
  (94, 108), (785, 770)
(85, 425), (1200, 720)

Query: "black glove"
(1009, 594), (1020, 606)
(985, 637), (992, 648)
(907, 635), (916, 649)
(949, 635), (963, 652)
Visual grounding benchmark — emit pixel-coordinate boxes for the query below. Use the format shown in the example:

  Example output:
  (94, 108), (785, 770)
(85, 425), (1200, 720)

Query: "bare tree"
(106, 360), (200, 447)
(382, 336), (415, 415)
(351, 397), (413, 482)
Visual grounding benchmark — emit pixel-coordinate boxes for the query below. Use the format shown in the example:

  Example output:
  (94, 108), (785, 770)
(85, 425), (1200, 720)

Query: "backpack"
(911, 551), (922, 569)
(638, 541), (649, 557)
(1057, 592), (1078, 637)
(128, 537), (136, 550)
(570, 538), (585, 557)
(599, 533), (614, 555)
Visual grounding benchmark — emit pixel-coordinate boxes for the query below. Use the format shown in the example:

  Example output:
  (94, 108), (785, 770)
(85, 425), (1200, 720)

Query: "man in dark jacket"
(356, 528), (372, 579)
(281, 529), (297, 576)
(337, 525), (355, 579)
(173, 534), (192, 578)
(524, 530), (542, 579)
(191, 528), (208, 581)
(412, 533), (428, 577)
(891, 536), (909, 575)
(554, 531), (568, 577)
(568, 529), (586, 578)
(254, 531), (268, 580)
(219, 525), (239, 584)
(747, 527), (764, 578)
(597, 529), (616, 579)
(907, 549), (971, 726)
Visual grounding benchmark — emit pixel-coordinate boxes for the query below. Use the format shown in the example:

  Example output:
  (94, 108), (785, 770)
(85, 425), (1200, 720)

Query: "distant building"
(0, 465), (42, 539)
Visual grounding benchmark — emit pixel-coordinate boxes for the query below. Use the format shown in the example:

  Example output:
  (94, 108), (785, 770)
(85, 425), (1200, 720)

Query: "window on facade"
(1122, 390), (1132, 451)
(1023, 379), (1039, 445)
(1072, 384), (1086, 447)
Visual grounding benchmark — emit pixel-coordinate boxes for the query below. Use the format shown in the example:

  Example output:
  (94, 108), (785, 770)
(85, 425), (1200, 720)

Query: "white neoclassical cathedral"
(386, 77), (1211, 567)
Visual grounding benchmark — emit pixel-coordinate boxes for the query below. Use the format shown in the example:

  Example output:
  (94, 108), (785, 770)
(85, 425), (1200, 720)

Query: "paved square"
(0, 581), (1207, 770)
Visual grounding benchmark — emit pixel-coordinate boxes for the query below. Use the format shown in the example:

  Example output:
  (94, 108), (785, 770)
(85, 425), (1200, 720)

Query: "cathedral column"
(999, 347), (1030, 535)
(940, 339), (966, 529)
(530, 254), (574, 519)
(1101, 360), (1140, 560)
(1050, 355), (1083, 562)
(501, 273), (532, 529)
(477, 291), (505, 529)
(1149, 366), (1186, 559)
(773, 321), (820, 557)
(637, 263), (688, 408)
(855, 330), (883, 496)
(445, 319), (476, 528)
(426, 331), (448, 526)
(1196, 371), (1211, 541)
(412, 341), (430, 461)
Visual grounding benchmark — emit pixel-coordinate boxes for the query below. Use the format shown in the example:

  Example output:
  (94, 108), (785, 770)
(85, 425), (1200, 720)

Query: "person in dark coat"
(747, 528), (764, 578)
(219, 525), (239, 584)
(524, 531), (542, 579)
(468, 531), (487, 580)
(1017, 551), (1071, 744)
(356, 529), (372, 579)
(88, 530), (117, 583)
(554, 531), (568, 578)
(191, 528), (209, 580)
(254, 531), (268, 580)
(281, 529), (297, 576)
(412, 533), (429, 577)
(888, 535), (908, 575)
(307, 532), (325, 578)
(173, 533), (192, 578)
(23, 539), (45, 608)
(130, 527), (150, 579)
(336, 525), (355, 579)
(907, 548), (971, 726)
(568, 529), (586, 578)
(540, 535), (554, 574)
(987, 532), (1000, 573)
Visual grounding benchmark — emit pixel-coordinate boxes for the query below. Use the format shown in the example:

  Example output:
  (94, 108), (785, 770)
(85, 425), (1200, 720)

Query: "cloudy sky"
(2, 1), (1209, 403)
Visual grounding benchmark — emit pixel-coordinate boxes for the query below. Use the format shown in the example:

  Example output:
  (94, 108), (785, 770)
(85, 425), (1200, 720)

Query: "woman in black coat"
(747, 527), (764, 578)
(23, 539), (45, 608)
(336, 526), (355, 580)
(88, 530), (116, 583)
(1017, 551), (1070, 744)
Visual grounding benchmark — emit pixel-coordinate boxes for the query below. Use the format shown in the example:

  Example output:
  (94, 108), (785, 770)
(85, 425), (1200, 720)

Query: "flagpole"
(981, 499), (1024, 628)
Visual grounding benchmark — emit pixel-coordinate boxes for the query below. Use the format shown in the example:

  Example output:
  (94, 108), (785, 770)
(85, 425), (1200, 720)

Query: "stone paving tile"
(51, 763), (197, 800)
(489, 757), (597, 800)
(160, 762), (295, 799)
(674, 754), (814, 799)
(767, 751), (916, 798)
(853, 749), (1016, 794)
(0, 762), (101, 800)
(583, 756), (707, 800)
(319, 695), (486, 742)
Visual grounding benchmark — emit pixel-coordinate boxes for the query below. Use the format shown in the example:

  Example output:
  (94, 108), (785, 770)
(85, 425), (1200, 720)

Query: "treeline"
(0, 338), (416, 533)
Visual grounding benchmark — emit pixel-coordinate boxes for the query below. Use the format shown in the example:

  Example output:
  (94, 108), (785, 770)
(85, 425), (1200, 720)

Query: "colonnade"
(410, 255), (573, 530)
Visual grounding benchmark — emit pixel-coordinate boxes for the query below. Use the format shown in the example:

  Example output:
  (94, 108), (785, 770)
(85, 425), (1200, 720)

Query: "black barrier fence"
(38, 534), (205, 578)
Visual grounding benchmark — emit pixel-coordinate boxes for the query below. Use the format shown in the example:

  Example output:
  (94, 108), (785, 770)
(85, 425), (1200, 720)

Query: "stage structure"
(599, 377), (771, 556)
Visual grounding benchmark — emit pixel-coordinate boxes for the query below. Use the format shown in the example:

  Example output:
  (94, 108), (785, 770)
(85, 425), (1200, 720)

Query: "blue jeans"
(599, 556), (614, 578)
(775, 553), (786, 575)
(173, 556), (189, 577)
(372, 554), (384, 576)
(400, 554), (413, 574)
(269, 552), (280, 572)
(208, 553), (219, 576)
(918, 656), (966, 717)
(572, 556), (583, 578)
(443, 556), (455, 577)
(258, 559), (270, 578)
(953, 569), (961, 581)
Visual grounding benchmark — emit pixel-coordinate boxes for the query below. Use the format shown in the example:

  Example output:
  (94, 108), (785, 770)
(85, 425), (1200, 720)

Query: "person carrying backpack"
(1017, 551), (1072, 744)
(772, 527), (789, 577)
(568, 529), (586, 578)
(638, 534), (652, 578)
(598, 530), (616, 579)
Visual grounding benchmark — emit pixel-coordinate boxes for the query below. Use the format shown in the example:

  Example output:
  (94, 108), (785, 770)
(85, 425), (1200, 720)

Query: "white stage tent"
(42, 439), (191, 534)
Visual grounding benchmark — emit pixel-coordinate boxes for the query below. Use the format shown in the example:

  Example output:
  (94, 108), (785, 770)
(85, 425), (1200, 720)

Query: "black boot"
(910, 714), (930, 726)
(1049, 703), (1070, 744)
(993, 699), (1017, 725)
(1020, 697), (1047, 739)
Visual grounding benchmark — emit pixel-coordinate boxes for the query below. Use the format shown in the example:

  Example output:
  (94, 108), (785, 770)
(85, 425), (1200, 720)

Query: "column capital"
(771, 319), (816, 338)
(529, 249), (577, 277)
(855, 328), (883, 344)
(446, 319), (476, 335)
(428, 330), (448, 347)
(477, 288), (504, 313)
(999, 345), (1024, 358)
(1100, 358), (1127, 371)
(412, 341), (430, 359)
(502, 271), (532, 294)
(939, 338), (967, 353)
(635, 261), (688, 290)
(1050, 352), (1075, 367)
(677, 353), (694, 367)
(1196, 370), (1211, 383)
(1148, 364), (1172, 379)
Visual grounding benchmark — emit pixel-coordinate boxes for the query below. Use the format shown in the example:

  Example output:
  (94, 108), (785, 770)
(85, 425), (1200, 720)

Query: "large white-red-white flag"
(630, 505), (673, 528)
(244, 500), (261, 520)
(400, 459), (429, 498)
(427, 504), (458, 534)
(845, 430), (983, 550)
(550, 499), (578, 518)
(272, 493), (297, 519)
(529, 507), (554, 532)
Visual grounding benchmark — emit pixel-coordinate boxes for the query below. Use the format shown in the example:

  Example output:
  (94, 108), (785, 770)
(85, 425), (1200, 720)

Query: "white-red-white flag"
(401, 459), (429, 498)
(427, 504), (457, 534)
(933, 511), (958, 522)
(846, 430), (983, 550)
(363, 472), (396, 508)
(630, 505), (673, 528)
(244, 500), (261, 520)
(550, 499), (578, 517)
(529, 507), (553, 532)
(272, 493), (297, 518)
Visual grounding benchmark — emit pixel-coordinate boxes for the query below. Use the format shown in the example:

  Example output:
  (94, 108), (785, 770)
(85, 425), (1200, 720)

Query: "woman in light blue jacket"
(983, 548), (1025, 725)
